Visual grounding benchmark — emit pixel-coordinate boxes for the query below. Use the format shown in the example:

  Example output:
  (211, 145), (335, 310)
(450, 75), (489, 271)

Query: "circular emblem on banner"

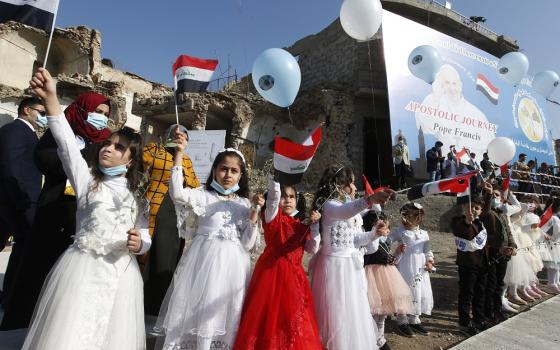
(516, 97), (544, 142)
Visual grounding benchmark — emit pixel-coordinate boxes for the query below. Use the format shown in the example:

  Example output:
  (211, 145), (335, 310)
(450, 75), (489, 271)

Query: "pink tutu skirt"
(365, 264), (414, 315)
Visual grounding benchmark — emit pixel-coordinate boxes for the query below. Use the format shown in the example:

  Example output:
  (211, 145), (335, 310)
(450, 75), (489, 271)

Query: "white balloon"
(487, 137), (516, 166)
(497, 52), (529, 86)
(407, 45), (443, 84)
(340, 0), (383, 41)
(532, 70), (560, 98)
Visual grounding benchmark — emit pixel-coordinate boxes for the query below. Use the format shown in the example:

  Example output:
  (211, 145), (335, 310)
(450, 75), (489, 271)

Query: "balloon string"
(367, 40), (382, 186)
(287, 106), (294, 125)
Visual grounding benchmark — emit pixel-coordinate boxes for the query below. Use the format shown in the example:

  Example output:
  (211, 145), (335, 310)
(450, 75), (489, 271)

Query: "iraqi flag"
(274, 126), (322, 185)
(407, 172), (476, 200)
(455, 148), (471, 165)
(0, 0), (59, 31)
(476, 73), (499, 105)
(173, 54), (219, 94)
(539, 205), (553, 229)
(493, 162), (510, 177)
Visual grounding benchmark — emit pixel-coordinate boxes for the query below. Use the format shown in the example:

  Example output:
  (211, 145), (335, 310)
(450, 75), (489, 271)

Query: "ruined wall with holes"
(0, 21), (167, 131)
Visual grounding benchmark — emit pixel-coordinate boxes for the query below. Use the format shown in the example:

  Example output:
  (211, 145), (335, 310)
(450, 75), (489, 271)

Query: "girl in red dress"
(233, 175), (323, 350)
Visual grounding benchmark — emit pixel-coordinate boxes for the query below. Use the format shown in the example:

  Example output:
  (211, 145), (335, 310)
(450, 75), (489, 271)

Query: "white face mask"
(527, 203), (536, 212)
(491, 198), (502, 208)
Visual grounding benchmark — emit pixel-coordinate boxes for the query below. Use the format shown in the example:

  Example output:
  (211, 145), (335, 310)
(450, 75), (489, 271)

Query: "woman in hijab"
(0, 92), (113, 330)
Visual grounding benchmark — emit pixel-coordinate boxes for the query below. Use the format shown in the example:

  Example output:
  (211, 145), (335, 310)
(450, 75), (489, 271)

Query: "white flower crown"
(218, 148), (246, 165)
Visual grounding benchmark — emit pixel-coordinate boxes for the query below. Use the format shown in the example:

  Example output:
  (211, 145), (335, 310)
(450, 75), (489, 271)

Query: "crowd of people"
(0, 68), (559, 350)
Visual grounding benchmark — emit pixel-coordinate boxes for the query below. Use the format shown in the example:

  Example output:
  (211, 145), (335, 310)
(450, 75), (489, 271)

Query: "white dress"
(500, 196), (538, 287)
(521, 212), (553, 263)
(390, 226), (434, 316)
(23, 115), (151, 350)
(541, 216), (560, 270)
(309, 197), (380, 350)
(154, 166), (259, 350)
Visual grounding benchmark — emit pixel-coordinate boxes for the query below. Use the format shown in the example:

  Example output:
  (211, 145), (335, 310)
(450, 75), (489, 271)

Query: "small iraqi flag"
(408, 172), (476, 200)
(173, 54), (219, 94)
(476, 73), (499, 105)
(0, 0), (59, 31)
(455, 148), (471, 165)
(274, 126), (322, 185)
(538, 205), (553, 228)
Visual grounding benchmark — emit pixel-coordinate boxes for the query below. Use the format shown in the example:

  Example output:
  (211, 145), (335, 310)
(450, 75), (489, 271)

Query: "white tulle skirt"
(518, 229), (544, 273)
(310, 252), (377, 350)
(397, 252), (434, 316)
(527, 229), (554, 263)
(22, 247), (146, 350)
(543, 239), (560, 269)
(154, 235), (251, 350)
(505, 228), (538, 287)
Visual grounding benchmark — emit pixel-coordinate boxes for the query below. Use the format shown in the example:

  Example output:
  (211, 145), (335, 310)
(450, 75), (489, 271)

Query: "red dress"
(233, 209), (323, 350)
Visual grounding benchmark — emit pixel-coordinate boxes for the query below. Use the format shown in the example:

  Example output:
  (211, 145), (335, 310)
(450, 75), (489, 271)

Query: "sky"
(55, 0), (560, 116)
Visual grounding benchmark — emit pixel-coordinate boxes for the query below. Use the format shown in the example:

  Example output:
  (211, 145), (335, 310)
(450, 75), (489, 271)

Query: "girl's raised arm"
(30, 68), (91, 197)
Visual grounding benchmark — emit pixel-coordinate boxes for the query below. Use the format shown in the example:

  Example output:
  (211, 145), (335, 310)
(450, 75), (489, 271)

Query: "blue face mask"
(210, 179), (240, 195)
(36, 115), (48, 128)
(379, 236), (387, 243)
(87, 112), (108, 130)
(98, 164), (127, 176)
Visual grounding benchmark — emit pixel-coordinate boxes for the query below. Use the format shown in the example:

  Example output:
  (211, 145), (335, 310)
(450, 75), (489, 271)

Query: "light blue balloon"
(532, 70), (559, 98)
(252, 48), (301, 108)
(408, 45), (443, 84)
(497, 52), (529, 86)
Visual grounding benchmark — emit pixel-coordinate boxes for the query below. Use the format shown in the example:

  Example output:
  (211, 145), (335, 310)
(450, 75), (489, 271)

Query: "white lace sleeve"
(353, 229), (377, 248)
(134, 210), (151, 255)
(264, 175), (280, 223)
(240, 217), (259, 252)
(169, 166), (205, 207)
(323, 198), (370, 221)
(304, 223), (321, 254)
(47, 115), (92, 198)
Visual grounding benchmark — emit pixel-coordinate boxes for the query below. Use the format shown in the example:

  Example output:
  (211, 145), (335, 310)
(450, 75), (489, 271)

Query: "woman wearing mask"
(0, 92), (112, 330)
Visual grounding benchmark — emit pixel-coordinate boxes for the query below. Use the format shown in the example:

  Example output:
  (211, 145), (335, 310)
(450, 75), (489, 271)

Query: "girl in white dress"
(308, 166), (393, 350)
(499, 192), (538, 304)
(23, 68), (151, 350)
(390, 202), (434, 338)
(154, 130), (262, 350)
(519, 196), (548, 298)
(541, 199), (560, 293)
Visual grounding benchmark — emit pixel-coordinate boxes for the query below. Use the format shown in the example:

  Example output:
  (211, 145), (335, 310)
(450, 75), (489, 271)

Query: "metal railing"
(406, 0), (500, 39)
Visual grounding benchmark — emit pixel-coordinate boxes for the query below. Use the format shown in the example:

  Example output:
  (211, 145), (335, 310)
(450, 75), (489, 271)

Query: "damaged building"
(1, 0), (557, 190)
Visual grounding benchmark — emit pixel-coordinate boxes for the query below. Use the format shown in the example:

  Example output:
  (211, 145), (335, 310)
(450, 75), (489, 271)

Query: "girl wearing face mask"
(389, 202), (434, 338)
(233, 175), (323, 349)
(154, 130), (261, 350)
(1, 91), (114, 331)
(308, 166), (394, 350)
(363, 211), (413, 350)
(23, 68), (151, 349)
(540, 199), (560, 293)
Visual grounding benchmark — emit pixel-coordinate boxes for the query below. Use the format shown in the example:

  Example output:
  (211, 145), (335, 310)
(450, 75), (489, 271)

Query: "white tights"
(547, 268), (560, 286)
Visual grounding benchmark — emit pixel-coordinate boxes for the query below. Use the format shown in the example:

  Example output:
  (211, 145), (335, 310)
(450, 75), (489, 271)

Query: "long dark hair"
(91, 127), (144, 193)
(312, 166), (354, 211)
(205, 150), (249, 198)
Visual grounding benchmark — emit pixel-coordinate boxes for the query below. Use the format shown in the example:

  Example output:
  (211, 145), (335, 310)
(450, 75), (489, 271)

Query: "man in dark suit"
(0, 97), (44, 306)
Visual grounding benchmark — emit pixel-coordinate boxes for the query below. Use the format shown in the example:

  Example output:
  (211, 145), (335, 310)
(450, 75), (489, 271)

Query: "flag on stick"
(455, 148), (471, 165)
(0, 0), (59, 31)
(273, 126), (322, 185)
(407, 172), (476, 200)
(539, 206), (553, 228)
(173, 54), (218, 94)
